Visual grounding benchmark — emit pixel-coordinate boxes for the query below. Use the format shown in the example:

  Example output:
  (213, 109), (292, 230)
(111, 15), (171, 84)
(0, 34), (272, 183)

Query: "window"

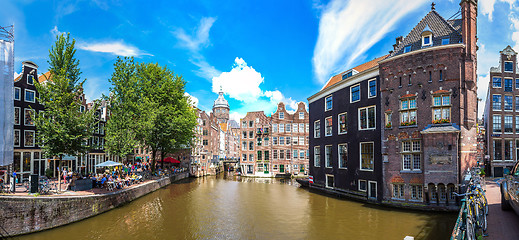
(299, 123), (304, 133)
(242, 141), (246, 149)
(292, 123), (298, 133)
(338, 144), (347, 168)
(359, 106), (376, 130)
(504, 78), (513, 92)
(359, 180), (367, 192)
(385, 112), (392, 128)
(257, 138), (262, 146)
(249, 141), (254, 150)
(505, 116), (513, 133)
(325, 145), (332, 168)
(351, 84), (360, 102)
(402, 140), (421, 171)
(493, 95), (502, 110)
(439, 70), (443, 82)
(392, 184), (405, 199)
(273, 137), (278, 145)
(404, 45), (411, 53)
(14, 107), (20, 125)
(286, 149), (291, 159)
(273, 124), (278, 133)
(286, 124), (291, 133)
(516, 116), (519, 132)
(516, 79), (519, 89)
(264, 151), (269, 161)
(422, 35), (431, 46)
(242, 121), (247, 127)
(432, 95), (451, 124)
(293, 150), (298, 159)
(286, 137), (290, 145)
(325, 117), (332, 136)
(257, 151), (262, 161)
(203, 140), (208, 146)
(24, 130), (35, 147)
(400, 98), (417, 126)
(299, 136), (304, 145)
(493, 140), (502, 160)
(242, 154), (247, 161)
(299, 112), (304, 119)
(293, 137), (298, 145)
(314, 146), (320, 167)
(342, 71), (353, 80)
(493, 77), (502, 88)
(279, 112), (284, 119)
(249, 121), (253, 127)
(249, 131), (253, 138)
(493, 115), (502, 133)
(300, 150), (305, 159)
(408, 75), (412, 85)
(428, 71), (432, 82)
(516, 97), (519, 111)
(279, 124), (284, 133)
(505, 61), (514, 72)
(368, 79), (376, 98)
(326, 175), (334, 188)
(279, 137), (284, 145)
(24, 109), (34, 126)
(243, 131), (247, 138)
(280, 150), (285, 159)
(410, 185), (423, 201)
(314, 120), (320, 138)
(27, 75), (34, 85)
(325, 95), (333, 111)
(273, 150), (278, 159)
(306, 124), (309, 133)
(25, 89), (35, 103)
(360, 142), (374, 170)
(399, 77), (402, 87)
(338, 112), (347, 134)
(442, 38), (450, 45)
(14, 87), (20, 100)
(14, 130), (20, 147)
(505, 140), (513, 160)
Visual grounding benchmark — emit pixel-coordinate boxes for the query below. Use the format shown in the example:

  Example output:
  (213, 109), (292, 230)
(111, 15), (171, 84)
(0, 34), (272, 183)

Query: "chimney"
(394, 36), (403, 50)
(460, 0), (477, 60)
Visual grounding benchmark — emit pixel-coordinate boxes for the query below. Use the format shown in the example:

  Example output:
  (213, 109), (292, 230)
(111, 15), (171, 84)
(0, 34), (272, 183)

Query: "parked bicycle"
(454, 183), (488, 240)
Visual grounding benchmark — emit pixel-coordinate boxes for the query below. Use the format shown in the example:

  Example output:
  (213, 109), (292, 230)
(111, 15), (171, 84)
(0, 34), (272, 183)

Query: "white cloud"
(511, 15), (519, 51)
(50, 26), (64, 36)
(184, 92), (199, 107)
(480, 0), (497, 21)
(229, 111), (244, 123)
(312, 0), (428, 83)
(78, 41), (152, 57)
(212, 57), (263, 103)
(83, 77), (105, 102)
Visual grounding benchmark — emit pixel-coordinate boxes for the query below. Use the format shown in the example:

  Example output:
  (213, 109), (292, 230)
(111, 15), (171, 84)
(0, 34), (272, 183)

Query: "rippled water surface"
(15, 175), (456, 240)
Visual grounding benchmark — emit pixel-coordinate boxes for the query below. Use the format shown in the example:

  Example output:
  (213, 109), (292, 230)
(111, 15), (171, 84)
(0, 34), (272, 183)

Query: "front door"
(368, 181), (377, 199)
(280, 164), (284, 173)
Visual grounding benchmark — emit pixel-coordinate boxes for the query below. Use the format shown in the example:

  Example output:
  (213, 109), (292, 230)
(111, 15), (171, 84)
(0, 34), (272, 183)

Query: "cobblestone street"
(484, 179), (519, 240)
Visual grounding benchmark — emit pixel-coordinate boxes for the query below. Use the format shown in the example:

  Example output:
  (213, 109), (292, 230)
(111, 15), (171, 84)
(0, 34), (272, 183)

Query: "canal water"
(15, 176), (456, 240)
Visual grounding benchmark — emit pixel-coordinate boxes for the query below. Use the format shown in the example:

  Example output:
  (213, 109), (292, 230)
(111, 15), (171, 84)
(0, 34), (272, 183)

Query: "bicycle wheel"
(466, 215), (476, 240)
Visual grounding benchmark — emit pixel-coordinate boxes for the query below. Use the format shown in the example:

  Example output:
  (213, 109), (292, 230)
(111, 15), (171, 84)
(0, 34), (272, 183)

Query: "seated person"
(100, 175), (107, 188)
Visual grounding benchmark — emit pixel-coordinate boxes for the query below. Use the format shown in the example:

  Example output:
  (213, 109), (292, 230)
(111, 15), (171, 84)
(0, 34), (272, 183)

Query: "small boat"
(296, 178), (310, 188)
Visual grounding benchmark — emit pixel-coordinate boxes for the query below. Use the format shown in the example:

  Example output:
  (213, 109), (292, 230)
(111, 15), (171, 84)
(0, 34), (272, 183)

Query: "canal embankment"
(0, 172), (189, 237)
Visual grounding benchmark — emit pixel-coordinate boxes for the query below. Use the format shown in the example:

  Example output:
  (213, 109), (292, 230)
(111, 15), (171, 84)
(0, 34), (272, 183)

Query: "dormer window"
(442, 38), (449, 45)
(421, 25), (433, 47)
(404, 45), (411, 53)
(423, 35), (431, 46)
(341, 70), (358, 80)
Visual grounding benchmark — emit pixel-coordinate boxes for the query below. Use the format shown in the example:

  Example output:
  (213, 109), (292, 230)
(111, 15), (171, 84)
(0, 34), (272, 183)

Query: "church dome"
(213, 90), (229, 109)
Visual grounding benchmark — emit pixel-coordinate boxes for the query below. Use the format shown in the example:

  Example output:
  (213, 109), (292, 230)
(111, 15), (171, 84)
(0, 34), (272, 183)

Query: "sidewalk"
(484, 178), (519, 240)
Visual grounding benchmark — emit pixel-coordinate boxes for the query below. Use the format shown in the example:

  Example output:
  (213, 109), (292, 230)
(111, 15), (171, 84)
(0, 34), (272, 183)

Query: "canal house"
(483, 46), (519, 177)
(380, 0), (478, 208)
(308, 57), (384, 202)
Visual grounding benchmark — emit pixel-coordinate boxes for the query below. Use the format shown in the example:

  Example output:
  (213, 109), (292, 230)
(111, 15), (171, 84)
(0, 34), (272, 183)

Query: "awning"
(95, 160), (123, 167)
(62, 155), (76, 161)
(159, 157), (180, 163)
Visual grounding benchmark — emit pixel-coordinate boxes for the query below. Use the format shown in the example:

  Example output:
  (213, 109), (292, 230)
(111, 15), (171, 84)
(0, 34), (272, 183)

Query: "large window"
(272, 124), (278, 133)
(299, 136), (304, 145)
(338, 144), (347, 168)
(264, 151), (269, 161)
(410, 185), (423, 201)
(505, 95), (513, 110)
(14, 130), (20, 147)
(493, 139), (502, 160)
(493, 77), (502, 88)
(249, 141), (254, 150)
(505, 78), (513, 92)
(325, 95), (333, 111)
(257, 151), (262, 161)
(273, 150), (278, 159)
(299, 112), (304, 119)
(24, 109), (34, 126)
(273, 137), (278, 145)
(402, 140), (421, 171)
(338, 112), (347, 134)
(14, 87), (20, 101)
(400, 98), (417, 126)
(432, 95), (451, 124)
(505, 115), (513, 133)
(360, 142), (374, 170)
(505, 61), (514, 72)
(25, 89), (35, 103)
(493, 95), (502, 110)
(24, 130), (35, 147)
(325, 145), (332, 168)
(314, 146), (320, 167)
(286, 124), (291, 133)
(368, 79), (376, 98)
(314, 120), (321, 138)
(493, 115), (502, 133)
(325, 117), (332, 136)
(279, 137), (284, 145)
(286, 137), (291, 145)
(359, 106), (376, 130)
(351, 84), (360, 102)
(279, 124), (284, 133)
(505, 140), (513, 160)
(392, 184), (404, 199)
(292, 124), (298, 133)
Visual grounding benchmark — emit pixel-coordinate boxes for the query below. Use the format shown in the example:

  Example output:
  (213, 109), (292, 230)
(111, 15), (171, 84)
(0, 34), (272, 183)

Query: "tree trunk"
(160, 151), (164, 169)
(151, 149), (156, 173)
(58, 155), (63, 193)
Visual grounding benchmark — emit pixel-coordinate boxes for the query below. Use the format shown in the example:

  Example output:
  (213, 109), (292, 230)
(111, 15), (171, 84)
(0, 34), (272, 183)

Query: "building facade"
(483, 46), (519, 177)
(380, 1), (477, 208)
(240, 111), (270, 176)
(308, 59), (384, 201)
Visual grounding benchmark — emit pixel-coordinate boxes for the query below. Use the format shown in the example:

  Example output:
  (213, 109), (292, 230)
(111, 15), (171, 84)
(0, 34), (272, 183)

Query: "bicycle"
(454, 187), (488, 240)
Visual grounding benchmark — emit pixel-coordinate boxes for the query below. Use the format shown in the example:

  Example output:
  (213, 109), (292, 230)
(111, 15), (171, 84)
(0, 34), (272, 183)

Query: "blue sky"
(1, 0), (518, 121)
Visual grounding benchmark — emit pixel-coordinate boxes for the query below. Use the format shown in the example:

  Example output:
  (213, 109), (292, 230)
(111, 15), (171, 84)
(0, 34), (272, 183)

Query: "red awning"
(161, 157), (180, 163)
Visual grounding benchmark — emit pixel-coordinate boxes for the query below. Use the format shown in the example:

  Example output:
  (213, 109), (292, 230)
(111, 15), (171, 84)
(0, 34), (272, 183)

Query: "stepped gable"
(390, 10), (462, 57)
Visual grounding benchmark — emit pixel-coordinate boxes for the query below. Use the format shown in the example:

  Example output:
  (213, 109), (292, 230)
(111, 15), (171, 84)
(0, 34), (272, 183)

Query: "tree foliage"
(47, 33), (82, 90)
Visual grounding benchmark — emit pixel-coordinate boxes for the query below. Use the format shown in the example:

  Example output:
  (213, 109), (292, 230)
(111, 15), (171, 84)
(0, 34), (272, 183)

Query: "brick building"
(483, 46), (519, 177)
(380, 0), (478, 208)
(239, 111), (270, 176)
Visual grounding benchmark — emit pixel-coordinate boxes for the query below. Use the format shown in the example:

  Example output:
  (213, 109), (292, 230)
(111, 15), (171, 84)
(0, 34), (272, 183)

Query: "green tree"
(34, 33), (97, 192)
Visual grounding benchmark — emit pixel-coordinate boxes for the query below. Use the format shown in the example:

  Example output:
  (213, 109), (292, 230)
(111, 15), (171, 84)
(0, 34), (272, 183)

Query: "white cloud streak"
(312, 0), (428, 83)
(78, 41), (152, 57)
(184, 92), (199, 107)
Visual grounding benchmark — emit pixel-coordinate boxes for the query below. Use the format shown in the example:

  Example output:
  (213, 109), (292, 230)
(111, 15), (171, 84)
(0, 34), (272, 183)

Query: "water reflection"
(15, 176), (456, 240)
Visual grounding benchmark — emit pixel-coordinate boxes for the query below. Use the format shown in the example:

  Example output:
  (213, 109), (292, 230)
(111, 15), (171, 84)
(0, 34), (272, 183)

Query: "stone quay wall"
(0, 172), (189, 237)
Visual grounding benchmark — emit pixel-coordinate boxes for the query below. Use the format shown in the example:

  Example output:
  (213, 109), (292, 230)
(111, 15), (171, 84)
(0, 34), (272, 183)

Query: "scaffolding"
(0, 25), (14, 42)
(0, 24), (14, 168)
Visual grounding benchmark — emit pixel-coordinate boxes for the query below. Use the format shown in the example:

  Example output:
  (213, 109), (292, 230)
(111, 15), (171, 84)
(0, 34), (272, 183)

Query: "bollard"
(404, 236), (414, 240)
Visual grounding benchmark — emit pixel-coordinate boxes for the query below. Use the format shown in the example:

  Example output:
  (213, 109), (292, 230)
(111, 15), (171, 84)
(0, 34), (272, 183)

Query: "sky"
(1, 0), (518, 121)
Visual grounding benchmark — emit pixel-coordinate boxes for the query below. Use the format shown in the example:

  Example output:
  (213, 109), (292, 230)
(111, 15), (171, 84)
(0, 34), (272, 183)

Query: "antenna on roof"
(447, 7), (462, 20)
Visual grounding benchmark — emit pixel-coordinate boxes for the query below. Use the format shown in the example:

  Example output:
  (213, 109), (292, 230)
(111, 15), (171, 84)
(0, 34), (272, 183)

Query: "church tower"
(213, 88), (229, 124)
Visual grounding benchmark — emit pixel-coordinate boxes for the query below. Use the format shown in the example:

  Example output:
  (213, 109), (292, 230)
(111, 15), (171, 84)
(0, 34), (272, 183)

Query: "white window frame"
(24, 108), (35, 126)
(350, 84), (361, 103)
(422, 34), (432, 47)
(27, 75), (34, 85)
(358, 106), (376, 130)
(25, 89), (36, 103)
(279, 124), (284, 133)
(286, 123), (291, 133)
(325, 95), (333, 111)
(358, 179), (367, 192)
(314, 146), (321, 167)
(325, 116), (332, 137)
(338, 112), (347, 134)
(392, 183), (405, 200)
(14, 129), (20, 147)
(279, 112), (284, 119)
(492, 77), (502, 88)
(368, 181), (377, 199)
(299, 112), (304, 119)
(292, 123), (298, 133)
(368, 79), (377, 98)
(14, 87), (21, 101)
(338, 143), (347, 169)
(359, 142), (374, 171)
(401, 140), (422, 171)
(504, 61), (514, 73)
(24, 130), (35, 147)
(14, 107), (20, 125)
(314, 120), (320, 138)
(325, 174), (334, 189)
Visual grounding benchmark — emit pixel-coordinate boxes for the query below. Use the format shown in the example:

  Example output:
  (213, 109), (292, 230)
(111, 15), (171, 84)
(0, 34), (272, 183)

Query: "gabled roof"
(38, 71), (52, 83)
(390, 10), (462, 57)
(322, 55), (388, 90)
